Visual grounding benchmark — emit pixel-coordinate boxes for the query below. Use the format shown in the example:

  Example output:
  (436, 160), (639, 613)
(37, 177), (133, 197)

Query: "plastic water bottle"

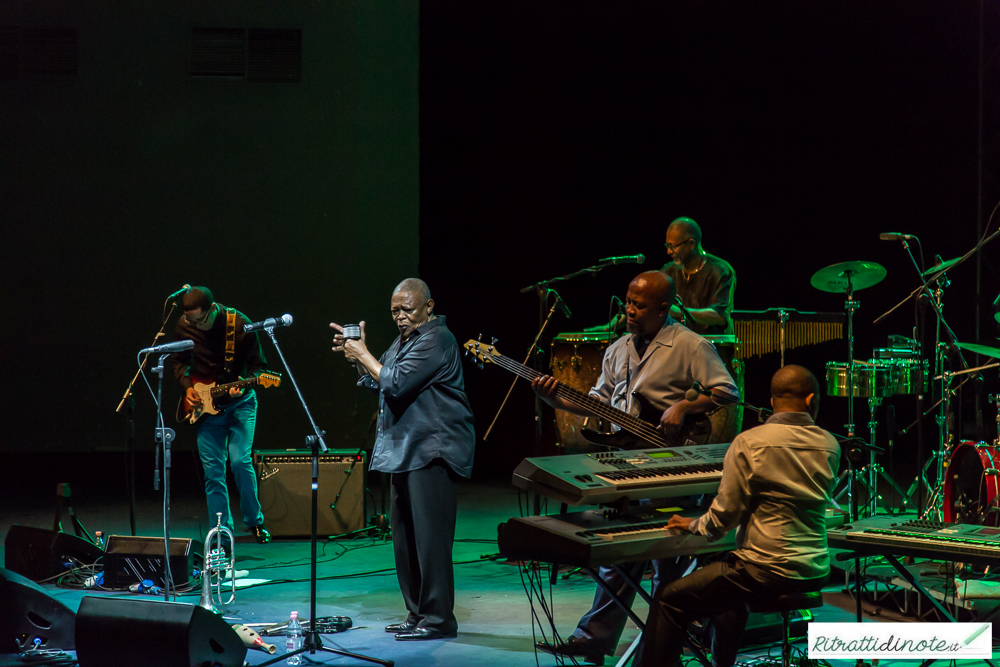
(286, 611), (303, 665)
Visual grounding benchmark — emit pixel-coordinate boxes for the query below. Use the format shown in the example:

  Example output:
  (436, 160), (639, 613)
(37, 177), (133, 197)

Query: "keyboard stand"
(586, 565), (712, 667)
(840, 551), (996, 667)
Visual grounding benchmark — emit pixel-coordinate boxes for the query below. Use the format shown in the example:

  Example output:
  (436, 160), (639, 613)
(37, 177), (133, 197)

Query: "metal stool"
(747, 591), (824, 667)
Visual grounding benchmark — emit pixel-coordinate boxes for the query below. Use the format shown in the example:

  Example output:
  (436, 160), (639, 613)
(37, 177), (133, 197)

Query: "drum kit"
(813, 259), (1000, 522)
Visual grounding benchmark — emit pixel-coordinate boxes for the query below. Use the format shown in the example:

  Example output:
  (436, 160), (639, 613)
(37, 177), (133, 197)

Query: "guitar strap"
(224, 307), (237, 378)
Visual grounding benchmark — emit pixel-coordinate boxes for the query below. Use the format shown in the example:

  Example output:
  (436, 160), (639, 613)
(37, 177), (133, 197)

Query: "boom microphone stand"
(116, 288), (187, 535)
(255, 323), (392, 667)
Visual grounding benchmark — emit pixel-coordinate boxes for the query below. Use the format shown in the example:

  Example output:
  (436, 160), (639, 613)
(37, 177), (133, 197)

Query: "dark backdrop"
(2, 2), (1000, 503)
(418, 1), (1000, 484)
(1, 1), (418, 477)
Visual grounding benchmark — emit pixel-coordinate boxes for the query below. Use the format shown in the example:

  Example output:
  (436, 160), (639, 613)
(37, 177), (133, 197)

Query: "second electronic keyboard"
(828, 516), (1000, 566)
(499, 508), (848, 568)
(512, 442), (730, 506)
(498, 508), (735, 567)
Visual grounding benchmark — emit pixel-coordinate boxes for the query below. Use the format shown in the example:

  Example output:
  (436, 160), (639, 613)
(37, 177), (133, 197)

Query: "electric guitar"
(180, 372), (282, 425)
(463, 339), (712, 449)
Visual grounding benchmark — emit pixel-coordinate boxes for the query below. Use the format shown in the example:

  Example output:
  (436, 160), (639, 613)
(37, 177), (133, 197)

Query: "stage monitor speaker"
(101, 535), (194, 589)
(75, 596), (246, 667)
(4, 525), (105, 581)
(255, 449), (366, 537)
(0, 568), (76, 652)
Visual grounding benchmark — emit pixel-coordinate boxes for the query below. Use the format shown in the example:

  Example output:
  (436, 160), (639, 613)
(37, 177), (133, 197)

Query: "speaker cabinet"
(4, 525), (105, 581)
(255, 449), (366, 537)
(75, 596), (246, 667)
(0, 568), (76, 651)
(101, 536), (194, 589)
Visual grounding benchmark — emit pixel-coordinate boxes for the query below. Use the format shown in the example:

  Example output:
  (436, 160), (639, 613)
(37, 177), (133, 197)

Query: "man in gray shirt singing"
(632, 364), (841, 667)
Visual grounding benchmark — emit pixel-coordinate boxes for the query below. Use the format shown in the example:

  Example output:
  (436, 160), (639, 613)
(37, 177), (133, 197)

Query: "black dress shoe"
(249, 524), (272, 544)
(385, 621), (418, 633)
(395, 627), (456, 641)
(535, 637), (606, 665)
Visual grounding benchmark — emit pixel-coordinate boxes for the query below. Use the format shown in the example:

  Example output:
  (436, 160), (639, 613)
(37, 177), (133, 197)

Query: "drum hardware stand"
(778, 308), (790, 367)
(857, 397), (909, 516)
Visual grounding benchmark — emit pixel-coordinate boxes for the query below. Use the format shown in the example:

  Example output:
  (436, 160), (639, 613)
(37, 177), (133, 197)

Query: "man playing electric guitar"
(171, 286), (272, 546)
(532, 270), (738, 666)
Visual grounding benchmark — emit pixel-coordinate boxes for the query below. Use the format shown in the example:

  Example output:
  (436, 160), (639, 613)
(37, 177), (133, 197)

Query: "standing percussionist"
(662, 217), (736, 336)
(172, 286), (272, 546)
(331, 278), (475, 641)
(633, 365), (840, 667)
(533, 271), (738, 666)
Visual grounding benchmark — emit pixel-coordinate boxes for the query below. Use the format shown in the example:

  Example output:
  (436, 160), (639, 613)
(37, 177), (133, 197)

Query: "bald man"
(632, 366), (840, 667)
(331, 278), (475, 641)
(533, 271), (738, 665)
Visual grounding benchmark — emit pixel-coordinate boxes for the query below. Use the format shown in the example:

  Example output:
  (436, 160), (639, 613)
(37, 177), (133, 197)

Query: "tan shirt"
(689, 412), (841, 580)
(588, 318), (739, 415)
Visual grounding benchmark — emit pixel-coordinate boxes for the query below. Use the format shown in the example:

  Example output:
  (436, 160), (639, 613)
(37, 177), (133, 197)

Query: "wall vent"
(192, 27), (301, 82)
(0, 27), (78, 80)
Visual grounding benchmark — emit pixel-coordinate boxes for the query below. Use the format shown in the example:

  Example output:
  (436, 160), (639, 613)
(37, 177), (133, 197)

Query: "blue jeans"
(195, 391), (264, 541)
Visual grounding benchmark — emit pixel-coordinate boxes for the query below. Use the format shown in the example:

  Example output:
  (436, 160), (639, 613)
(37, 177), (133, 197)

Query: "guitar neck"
(486, 351), (667, 447)
(209, 376), (260, 397)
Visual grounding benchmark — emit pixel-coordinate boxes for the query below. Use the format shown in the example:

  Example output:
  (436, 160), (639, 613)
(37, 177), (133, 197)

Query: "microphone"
(140, 340), (195, 355)
(551, 291), (572, 319)
(685, 381), (710, 402)
(599, 254), (645, 265)
(167, 284), (191, 300)
(243, 314), (294, 332)
(879, 232), (917, 241)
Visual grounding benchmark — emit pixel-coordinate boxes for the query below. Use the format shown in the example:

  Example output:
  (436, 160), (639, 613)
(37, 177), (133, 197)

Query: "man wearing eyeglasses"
(172, 286), (272, 547)
(662, 217), (735, 337)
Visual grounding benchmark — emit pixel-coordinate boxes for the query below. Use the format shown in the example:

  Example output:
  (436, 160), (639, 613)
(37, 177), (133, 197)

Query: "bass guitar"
(463, 339), (712, 449)
(180, 372), (282, 425)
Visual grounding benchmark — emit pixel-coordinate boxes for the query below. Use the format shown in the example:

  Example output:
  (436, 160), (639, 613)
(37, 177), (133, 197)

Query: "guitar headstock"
(463, 338), (500, 369)
(258, 371), (282, 388)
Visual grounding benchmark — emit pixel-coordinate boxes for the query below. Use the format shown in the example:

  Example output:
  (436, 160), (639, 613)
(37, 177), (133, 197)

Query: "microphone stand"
(875, 234), (994, 518)
(116, 298), (180, 536)
(256, 325), (392, 667)
(513, 258), (640, 514)
(144, 350), (177, 601)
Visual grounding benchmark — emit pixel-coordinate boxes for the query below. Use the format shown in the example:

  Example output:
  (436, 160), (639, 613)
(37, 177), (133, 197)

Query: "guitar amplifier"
(254, 450), (366, 538)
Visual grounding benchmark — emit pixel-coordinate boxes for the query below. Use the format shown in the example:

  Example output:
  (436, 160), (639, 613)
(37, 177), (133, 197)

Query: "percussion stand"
(844, 275), (865, 514)
(859, 396), (908, 516)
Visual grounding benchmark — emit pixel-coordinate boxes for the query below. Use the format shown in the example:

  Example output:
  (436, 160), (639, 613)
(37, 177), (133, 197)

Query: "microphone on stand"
(599, 254), (646, 265)
(243, 314), (294, 333)
(166, 284), (191, 300)
(550, 290), (572, 319)
(879, 232), (917, 241)
(140, 340), (195, 355)
(685, 381), (711, 402)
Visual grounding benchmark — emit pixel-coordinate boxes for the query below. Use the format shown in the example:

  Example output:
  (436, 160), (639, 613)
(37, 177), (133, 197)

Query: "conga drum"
(704, 335), (744, 443)
(549, 331), (616, 453)
(944, 441), (1000, 526)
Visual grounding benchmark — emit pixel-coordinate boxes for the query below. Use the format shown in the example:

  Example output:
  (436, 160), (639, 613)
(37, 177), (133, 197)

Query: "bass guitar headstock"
(463, 336), (500, 370)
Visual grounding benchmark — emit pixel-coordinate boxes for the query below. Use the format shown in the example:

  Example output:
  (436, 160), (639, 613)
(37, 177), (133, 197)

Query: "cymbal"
(956, 341), (1000, 360)
(921, 256), (961, 277)
(810, 261), (886, 294)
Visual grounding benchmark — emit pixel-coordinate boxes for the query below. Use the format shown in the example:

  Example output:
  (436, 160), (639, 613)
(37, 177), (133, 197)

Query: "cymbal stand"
(858, 397), (908, 516)
(844, 275), (862, 515)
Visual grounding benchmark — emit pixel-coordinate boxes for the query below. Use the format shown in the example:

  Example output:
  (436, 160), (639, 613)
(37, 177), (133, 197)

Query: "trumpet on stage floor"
(198, 512), (236, 614)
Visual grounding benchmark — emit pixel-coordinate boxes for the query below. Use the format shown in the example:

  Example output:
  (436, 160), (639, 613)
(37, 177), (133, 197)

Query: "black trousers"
(390, 459), (459, 634)
(633, 554), (827, 667)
